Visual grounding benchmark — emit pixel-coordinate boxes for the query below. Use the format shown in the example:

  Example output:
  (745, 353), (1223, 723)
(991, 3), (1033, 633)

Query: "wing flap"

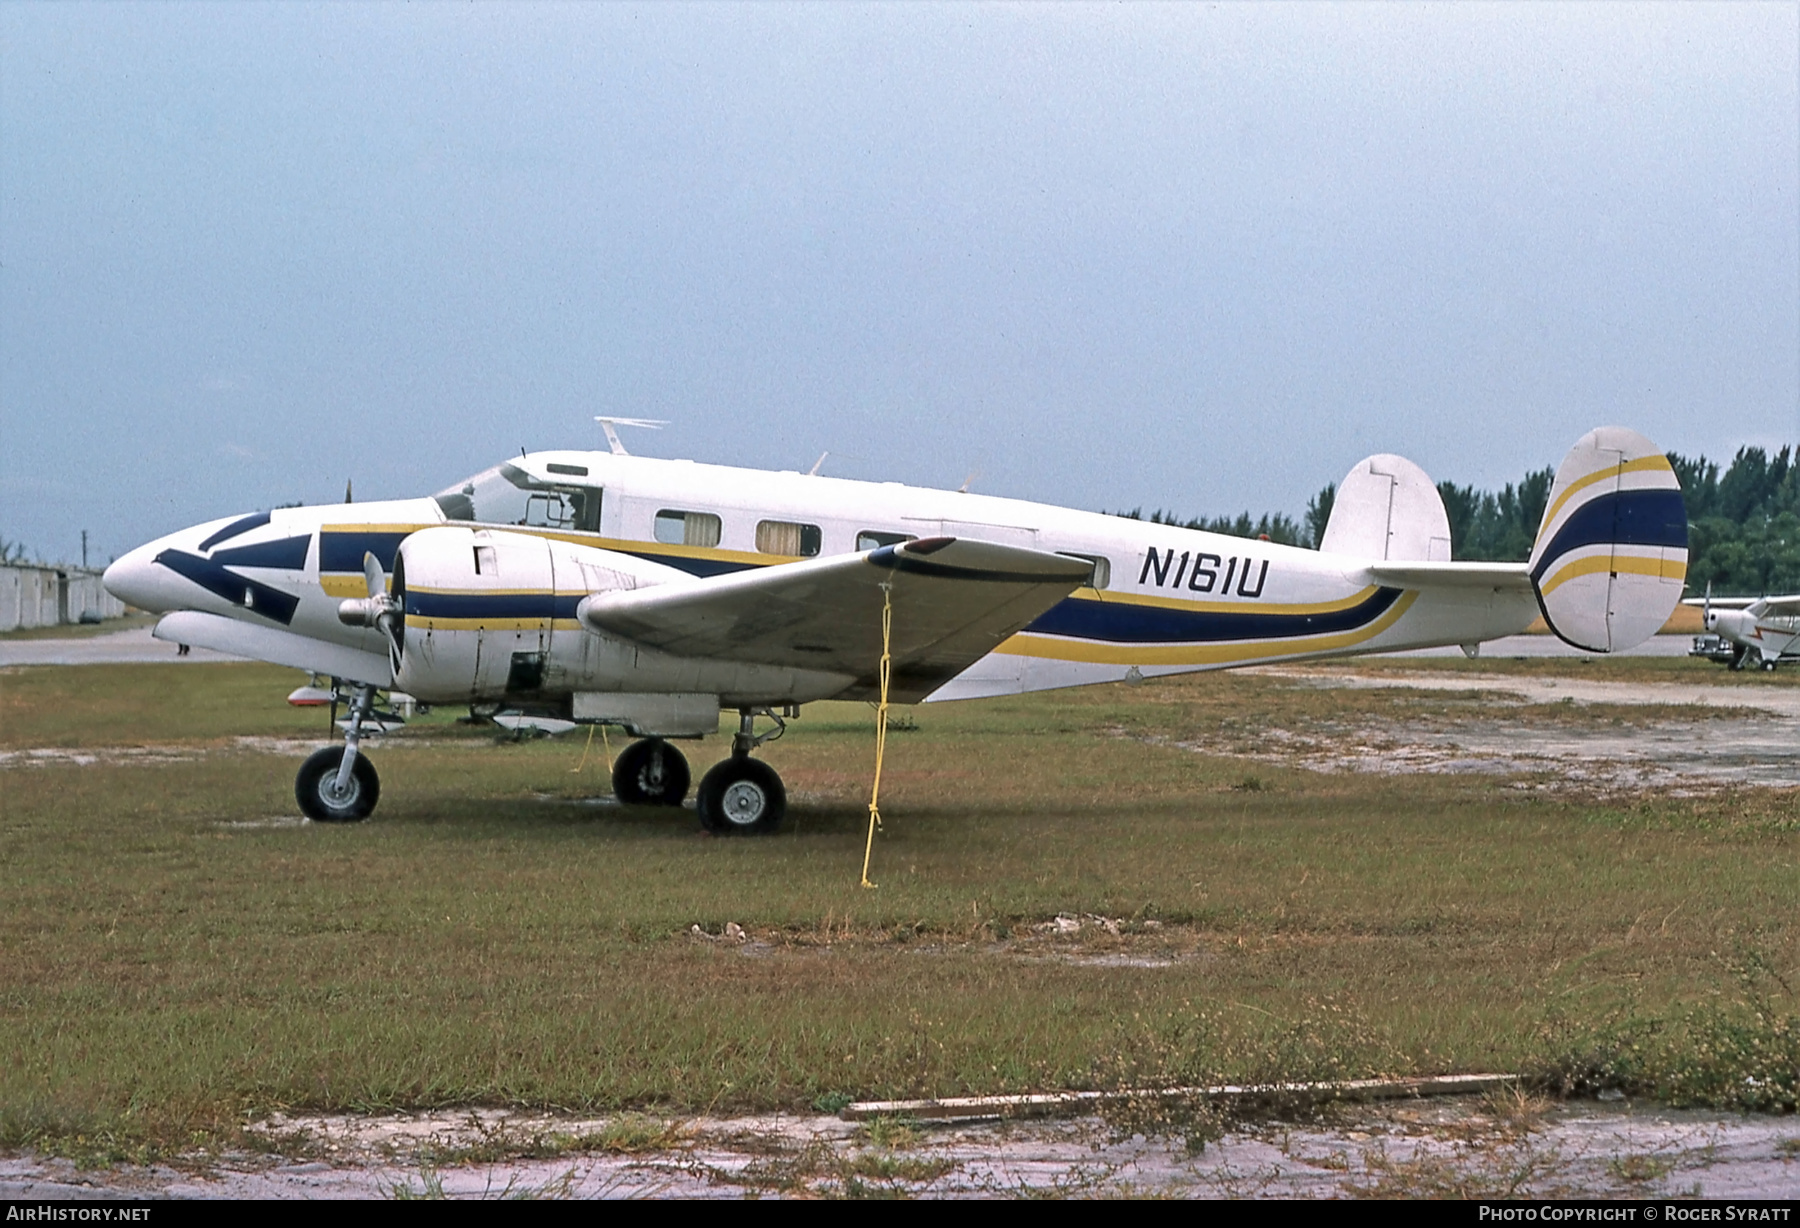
(578, 537), (1091, 700)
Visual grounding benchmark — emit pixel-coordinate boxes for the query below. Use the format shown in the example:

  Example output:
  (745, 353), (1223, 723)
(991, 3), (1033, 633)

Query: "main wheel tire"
(696, 757), (786, 835)
(611, 737), (691, 806)
(296, 746), (380, 822)
(1763, 659), (1780, 672)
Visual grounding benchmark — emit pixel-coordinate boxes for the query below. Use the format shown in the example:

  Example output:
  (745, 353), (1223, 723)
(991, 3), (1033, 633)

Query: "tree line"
(1117, 445), (1799, 596)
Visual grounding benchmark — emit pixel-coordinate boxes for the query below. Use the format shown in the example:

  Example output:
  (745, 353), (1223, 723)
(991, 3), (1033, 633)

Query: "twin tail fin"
(1528, 426), (1687, 653)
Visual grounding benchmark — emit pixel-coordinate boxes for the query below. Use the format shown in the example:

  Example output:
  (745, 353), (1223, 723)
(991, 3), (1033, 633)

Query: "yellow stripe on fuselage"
(1536, 553), (1688, 598)
(996, 590), (1419, 666)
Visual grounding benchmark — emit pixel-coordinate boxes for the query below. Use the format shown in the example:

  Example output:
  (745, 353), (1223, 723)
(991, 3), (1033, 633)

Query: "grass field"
(1, 657), (1796, 1157)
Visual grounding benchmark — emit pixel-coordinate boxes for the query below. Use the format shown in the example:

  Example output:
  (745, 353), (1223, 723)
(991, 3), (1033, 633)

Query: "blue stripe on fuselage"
(1026, 586), (1403, 644)
(319, 531), (416, 574)
(605, 547), (758, 578)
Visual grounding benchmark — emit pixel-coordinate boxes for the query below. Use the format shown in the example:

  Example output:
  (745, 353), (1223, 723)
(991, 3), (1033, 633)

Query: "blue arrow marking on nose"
(153, 549), (302, 625)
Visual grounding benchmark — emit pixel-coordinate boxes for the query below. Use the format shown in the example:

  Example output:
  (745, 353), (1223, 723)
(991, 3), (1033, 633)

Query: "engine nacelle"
(392, 526), (668, 705)
(389, 526), (855, 717)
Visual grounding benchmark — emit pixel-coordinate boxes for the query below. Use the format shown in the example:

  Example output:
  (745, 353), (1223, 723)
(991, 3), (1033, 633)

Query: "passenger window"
(757, 520), (822, 557)
(856, 530), (915, 551)
(1057, 552), (1111, 590)
(654, 510), (722, 548)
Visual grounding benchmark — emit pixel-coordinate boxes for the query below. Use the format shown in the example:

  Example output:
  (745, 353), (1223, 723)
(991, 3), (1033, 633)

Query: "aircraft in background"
(1686, 586), (1800, 671)
(104, 425), (1687, 833)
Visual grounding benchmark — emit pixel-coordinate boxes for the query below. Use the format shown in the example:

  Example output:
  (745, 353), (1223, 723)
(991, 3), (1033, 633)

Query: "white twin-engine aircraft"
(104, 425), (1688, 833)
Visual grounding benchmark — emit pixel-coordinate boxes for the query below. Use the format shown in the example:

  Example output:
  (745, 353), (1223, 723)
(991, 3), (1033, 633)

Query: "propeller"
(337, 551), (400, 638)
(1704, 580), (1713, 630)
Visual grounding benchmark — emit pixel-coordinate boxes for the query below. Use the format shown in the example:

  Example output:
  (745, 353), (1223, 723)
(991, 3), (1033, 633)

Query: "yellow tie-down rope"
(860, 581), (894, 889)
(569, 723), (615, 775)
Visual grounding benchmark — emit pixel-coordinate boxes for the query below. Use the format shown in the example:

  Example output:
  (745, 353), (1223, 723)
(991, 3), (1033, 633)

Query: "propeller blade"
(363, 552), (385, 600)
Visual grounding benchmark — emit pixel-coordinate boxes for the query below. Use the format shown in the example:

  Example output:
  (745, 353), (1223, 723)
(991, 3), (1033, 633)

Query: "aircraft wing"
(1365, 561), (1533, 590)
(1757, 595), (1800, 618)
(1682, 596), (1760, 610)
(577, 537), (1093, 702)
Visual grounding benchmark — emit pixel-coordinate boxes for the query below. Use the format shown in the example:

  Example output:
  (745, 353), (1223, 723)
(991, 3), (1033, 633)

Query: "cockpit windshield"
(434, 463), (602, 533)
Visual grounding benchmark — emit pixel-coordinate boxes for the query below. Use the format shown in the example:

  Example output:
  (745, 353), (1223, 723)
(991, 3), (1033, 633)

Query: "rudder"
(1529, 427), (1687, 652)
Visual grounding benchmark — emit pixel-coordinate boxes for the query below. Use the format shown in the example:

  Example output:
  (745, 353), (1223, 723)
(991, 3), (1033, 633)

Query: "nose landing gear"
(296, 683), (383, 822)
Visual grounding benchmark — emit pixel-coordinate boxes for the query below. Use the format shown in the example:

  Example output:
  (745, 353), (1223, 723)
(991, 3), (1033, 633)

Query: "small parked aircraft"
(104, 425), (1687, 832)
(1685, 585), (1800, 671)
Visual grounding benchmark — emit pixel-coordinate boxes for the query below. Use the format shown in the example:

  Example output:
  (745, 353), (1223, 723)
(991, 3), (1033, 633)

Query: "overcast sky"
(3, 2), (1795, 565)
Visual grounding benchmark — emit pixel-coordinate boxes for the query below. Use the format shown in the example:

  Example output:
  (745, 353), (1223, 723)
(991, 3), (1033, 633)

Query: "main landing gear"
(697, 708), (788, 836)
(611, 737), (691, 806)
(296, 683), (382, 822)
(609, 709), (789, 835)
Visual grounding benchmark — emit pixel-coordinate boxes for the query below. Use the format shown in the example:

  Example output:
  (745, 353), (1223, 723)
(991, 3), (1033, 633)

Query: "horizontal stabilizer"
(1528, 427), (1687, 653)
(1366, 561), (1531, 591)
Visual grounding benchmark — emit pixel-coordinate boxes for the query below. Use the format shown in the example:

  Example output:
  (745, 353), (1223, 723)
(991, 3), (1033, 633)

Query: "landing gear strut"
(296, 683), (381, 822)
(697, 708), (788, 835)
(612, 737), (691, 806)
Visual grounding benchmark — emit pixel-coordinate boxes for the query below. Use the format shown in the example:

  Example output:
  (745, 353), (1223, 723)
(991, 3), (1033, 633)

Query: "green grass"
(0, 660), (1796, 1156)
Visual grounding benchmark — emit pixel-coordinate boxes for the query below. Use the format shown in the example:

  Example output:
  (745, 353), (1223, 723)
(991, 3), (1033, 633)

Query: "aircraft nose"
(103, 541), (177, 614)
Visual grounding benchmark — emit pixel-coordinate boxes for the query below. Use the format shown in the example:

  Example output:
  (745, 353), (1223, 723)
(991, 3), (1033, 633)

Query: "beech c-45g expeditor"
(103, 424), (1689, 833)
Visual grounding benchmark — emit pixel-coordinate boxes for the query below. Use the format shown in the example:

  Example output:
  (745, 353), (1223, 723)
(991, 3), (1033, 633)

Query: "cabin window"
(856, 530), (915, 551)
(654, 509), (722, 548)
(757, 520), (822, 557)
(473, 545), (498, 576)
(1058, 552), (1111, 590)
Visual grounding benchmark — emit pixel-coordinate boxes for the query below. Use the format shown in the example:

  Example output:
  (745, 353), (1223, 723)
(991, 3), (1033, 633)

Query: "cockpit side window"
(435, 464), (602, 533)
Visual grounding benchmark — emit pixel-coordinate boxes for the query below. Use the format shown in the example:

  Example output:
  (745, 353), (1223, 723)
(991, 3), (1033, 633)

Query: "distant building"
(0, 565), (128, 631)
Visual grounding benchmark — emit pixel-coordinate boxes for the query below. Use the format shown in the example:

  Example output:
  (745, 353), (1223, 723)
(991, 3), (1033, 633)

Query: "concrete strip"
(0, 625), (243, 666)
(1265, 665), (1800, 717)
(845, 1072), (1519, 1122)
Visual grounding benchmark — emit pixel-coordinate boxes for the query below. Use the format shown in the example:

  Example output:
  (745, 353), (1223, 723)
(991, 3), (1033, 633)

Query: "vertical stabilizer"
(1318, 454), (1452, 562)
(1528, 427), (1687, 652)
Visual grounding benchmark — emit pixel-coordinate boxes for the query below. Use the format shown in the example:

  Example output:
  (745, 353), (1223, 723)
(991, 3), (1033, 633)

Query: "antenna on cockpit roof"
(594, 417), (668, 457)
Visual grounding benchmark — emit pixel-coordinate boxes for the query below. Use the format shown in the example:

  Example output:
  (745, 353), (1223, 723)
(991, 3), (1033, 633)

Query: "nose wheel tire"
(612, 737), (692, 806)
(696, 757), (786, 835)
(296, 746), (380, 822)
